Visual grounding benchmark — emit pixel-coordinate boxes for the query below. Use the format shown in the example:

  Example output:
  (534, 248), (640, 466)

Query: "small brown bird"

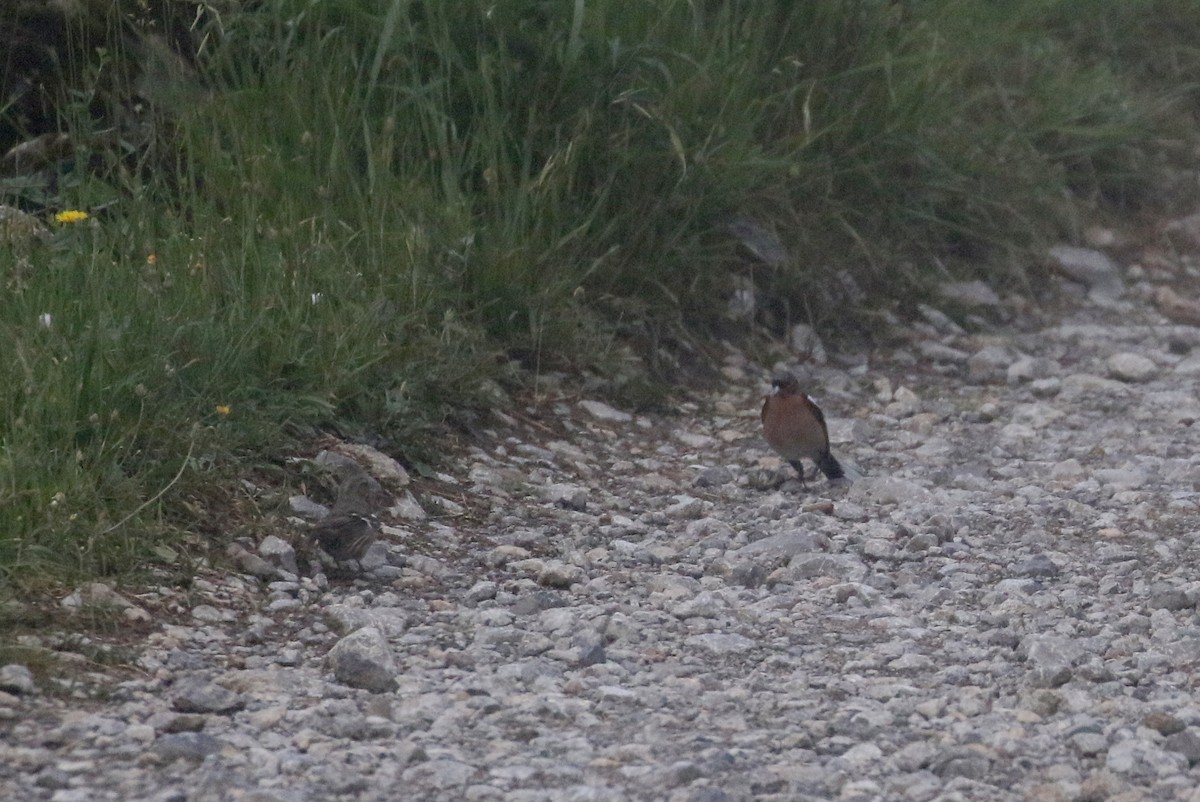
(761, 370), (845, 484)
(311, 473), (384, 561)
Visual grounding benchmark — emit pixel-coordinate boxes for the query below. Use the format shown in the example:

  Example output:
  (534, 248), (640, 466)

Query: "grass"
(1, 0), (1198, 600)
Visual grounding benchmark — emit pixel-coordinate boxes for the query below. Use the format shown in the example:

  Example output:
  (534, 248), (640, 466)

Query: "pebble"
(940, 279), (1003, 309)
(1107, 352), (1157, 382)
(0, 664), (36, 695)
(544, 483), (589, 511)
(258, 535), (300, 575)
(577, 399), (632, 423)
(1048, 244), (1125, 301)
(319, 443), (411, 485)
(170, 679), (245, 714)
(7, 271), (1200, 802)
(967, 344), (1013, 384)
(151, 732), (225, 762)
(693, 466), (734, 487)
(323, 626), (397, 693)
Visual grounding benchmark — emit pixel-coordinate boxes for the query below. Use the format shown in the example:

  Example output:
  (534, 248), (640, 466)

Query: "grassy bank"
(1, 0), (1198, 597)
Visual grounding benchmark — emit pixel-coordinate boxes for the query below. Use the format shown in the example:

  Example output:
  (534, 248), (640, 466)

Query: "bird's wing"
(802, 394), (828, 433)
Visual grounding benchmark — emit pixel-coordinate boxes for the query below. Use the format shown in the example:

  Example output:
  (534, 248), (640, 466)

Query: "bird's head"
(770, 370), (801, 396)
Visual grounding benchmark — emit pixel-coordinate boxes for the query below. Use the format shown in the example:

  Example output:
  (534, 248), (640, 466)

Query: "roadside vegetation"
(2, 0), (1198, 599)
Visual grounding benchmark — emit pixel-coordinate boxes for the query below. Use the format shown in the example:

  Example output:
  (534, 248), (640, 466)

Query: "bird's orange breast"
(762, 393), (829, 461)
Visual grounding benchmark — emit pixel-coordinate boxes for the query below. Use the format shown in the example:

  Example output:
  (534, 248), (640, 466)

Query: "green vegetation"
(1, 0), (1198, 596)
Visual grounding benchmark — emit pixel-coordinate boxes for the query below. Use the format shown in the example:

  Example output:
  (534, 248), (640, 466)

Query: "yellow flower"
(54, 210), (90, 224)
(215, 404), (232, 416)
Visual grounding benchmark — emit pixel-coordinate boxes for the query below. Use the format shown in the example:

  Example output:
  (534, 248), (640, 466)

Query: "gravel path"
(3, 245), (1200, 802)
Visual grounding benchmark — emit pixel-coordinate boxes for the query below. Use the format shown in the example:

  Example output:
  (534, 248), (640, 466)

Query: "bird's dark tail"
(817, 449), (845, 480)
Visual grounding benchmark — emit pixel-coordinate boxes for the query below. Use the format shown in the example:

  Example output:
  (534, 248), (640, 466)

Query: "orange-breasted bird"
(761, 370), (845, 484)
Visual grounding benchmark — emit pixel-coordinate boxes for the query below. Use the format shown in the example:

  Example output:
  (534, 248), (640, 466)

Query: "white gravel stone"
(318, 443), (410, 485)
(1106, 352), (1158, 382)
(684, 633), (756, 655)
(789, 323), (828, 362)
(664, 495), (705, 519)
(324, 626), (397, 692)
(940, 280), (1003, 308)
(1048, 244), (1125, 301)
(967, 344), (1015, 384)
(0, 665), (35, 695)
(544, 483), (589, 511)
(919, 341), (971, 364)
(537, 561), (585, 588)
(258, 534), (300, 575)
(171, 678), (245, 714)
(577, 399), (632, 423)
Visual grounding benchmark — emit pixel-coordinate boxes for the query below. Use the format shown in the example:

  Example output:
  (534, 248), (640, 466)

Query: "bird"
(310, 472), (385, 561)
(761, 369), (845, 484)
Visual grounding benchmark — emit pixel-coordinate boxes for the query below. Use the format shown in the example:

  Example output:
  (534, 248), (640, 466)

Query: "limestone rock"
(325, 626), (397, 693)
